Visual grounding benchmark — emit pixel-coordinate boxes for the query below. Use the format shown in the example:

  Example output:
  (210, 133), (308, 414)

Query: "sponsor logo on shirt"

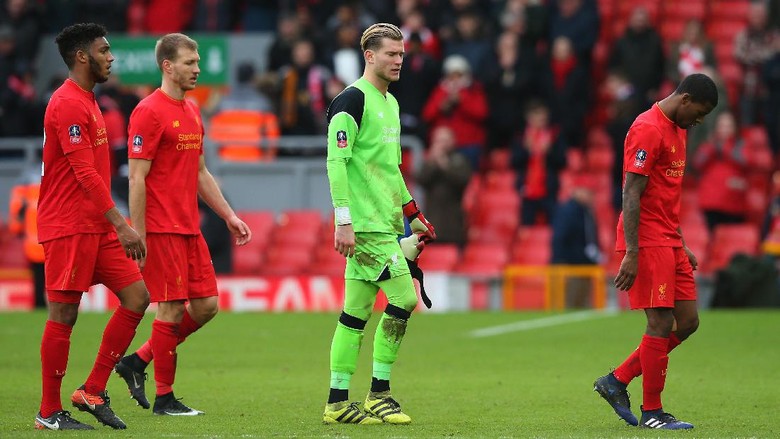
(634, 149), (647, 168)
(132, 135), (143, 153)
(176, 133), (202, 150)
(336, 130), (348, 148)
(68, 125), (82, 144)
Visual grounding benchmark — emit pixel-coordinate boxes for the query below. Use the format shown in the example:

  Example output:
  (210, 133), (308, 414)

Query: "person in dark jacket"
(415, 126), (472, 247)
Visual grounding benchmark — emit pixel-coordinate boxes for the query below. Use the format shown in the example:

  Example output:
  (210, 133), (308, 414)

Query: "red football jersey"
(616, 104), (687, 250)
(127, 89), (203, 235)
(38, 79), (114, 243)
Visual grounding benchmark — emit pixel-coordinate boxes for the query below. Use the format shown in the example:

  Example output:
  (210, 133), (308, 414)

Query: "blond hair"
(155, 33), (198, 70)
(360, 23), (403, 52)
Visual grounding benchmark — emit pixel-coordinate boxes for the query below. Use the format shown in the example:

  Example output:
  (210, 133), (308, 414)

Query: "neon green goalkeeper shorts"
(345, 232), (410, 281)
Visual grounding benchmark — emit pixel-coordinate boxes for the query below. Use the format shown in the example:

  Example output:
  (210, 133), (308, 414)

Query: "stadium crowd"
(3, 0), (780, 277)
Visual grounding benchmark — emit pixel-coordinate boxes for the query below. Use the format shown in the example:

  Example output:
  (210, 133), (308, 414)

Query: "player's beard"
(175, 69), (197, 91)
(88, 54), (110, 83)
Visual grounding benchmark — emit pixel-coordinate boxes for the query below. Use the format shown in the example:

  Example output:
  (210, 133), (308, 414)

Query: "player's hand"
(683, 245), (698, 271)
(335, 224), (355, 257)
(226, 215), (252, 246)
(116, 223), (147, 262)
(403, 199), (436, 242)
(614, 251), (638, 291)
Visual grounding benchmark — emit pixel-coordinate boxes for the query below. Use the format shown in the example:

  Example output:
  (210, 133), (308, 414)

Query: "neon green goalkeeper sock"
(330, 322), (364, 382)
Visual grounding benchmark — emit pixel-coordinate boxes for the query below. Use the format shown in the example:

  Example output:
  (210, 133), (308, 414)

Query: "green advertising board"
(109, 35), (228, 85)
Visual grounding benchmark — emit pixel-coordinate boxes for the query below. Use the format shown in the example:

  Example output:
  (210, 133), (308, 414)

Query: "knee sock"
(151, 320), (179, 396)
(40, 320), (72, 418)
(84, 307), (144, 394)
(639, 335), (669, 411)
(132, 310), (201, 368)
(614, 332), (682, 385)
(328, 312), (366, 404)
(371, 304), (411, 395)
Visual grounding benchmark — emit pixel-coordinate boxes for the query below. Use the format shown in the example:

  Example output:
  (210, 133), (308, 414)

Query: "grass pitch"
(1, 309), (778, 438)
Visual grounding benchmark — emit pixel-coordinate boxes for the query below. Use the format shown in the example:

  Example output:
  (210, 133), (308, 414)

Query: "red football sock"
(177, 310), (202, 343)
(614, 332), (683, 385)
(639, 334), (669, 411)
(151, 319), (179, 396)
(134, 311), (201, 366)
(136, 340), (153, 363)
(84, 307), (144, 394)
(40, 320), (73, 418)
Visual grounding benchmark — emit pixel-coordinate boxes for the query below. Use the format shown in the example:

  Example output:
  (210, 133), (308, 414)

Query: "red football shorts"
(43, 232), (143, 303)
(622, 247), (697, 309)
(143, 233), (217, 303)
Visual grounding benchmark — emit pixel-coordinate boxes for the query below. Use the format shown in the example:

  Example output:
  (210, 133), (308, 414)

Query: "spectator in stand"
(734, 0), (778, 125)
(415, 126), (472, 247)
(499, 0), (549, 47)
(685, 65), (730, 158)
(240, 0), (278, 32)
(604, 69), (645, 210)
(484, 31), (538, 150)
(422, 54), (488, 171)
(761, 34), (780, 155)
(665, 20), (716, 86)
(551, 184), (602, 308)
(541, 35), (590, 147)
(191, 0), (239, 32)
(0, 25), (38, 137)
(1, 0), (43, 71)
(277, 39), (333, 135)
(267, 14), (304, 73)
(391, 32), (440, 139)
(73, 0), (128, 31)
(326, 24), (363, 86)
(325, 2), (375, 36)
(399, 7), (442, 59)
(442, 9), (493, 82)
(214, 61), (273, 114)
(609, 5), (665, 106)
(693, 111), (748, 232)
(127, 0), (195, 34)
(549, 0), (599, 66)
(511, 100), (567, 225)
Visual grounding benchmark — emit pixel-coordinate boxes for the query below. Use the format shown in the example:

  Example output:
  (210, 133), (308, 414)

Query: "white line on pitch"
(469, 309), (620, 338)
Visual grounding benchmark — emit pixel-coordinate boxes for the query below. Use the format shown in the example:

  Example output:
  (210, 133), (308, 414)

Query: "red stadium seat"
(707, 20), (745, 44)
(659, 19), (689, 45)
(417, 243), (460, 272)
(706, 224), (760, 272)
(278, 209), (323, 228)
(456, 243), (509, 277)
(708, 0), (751, 21)
(308, 247), (346, 276)
(662, 1), (706, 21)
(232, 210), (275, 274)
(259, 246), (314, 276)
(483, 170), (517, 191)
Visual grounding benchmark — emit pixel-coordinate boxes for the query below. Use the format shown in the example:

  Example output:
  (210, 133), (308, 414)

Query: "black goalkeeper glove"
(399, 233), (432, 309)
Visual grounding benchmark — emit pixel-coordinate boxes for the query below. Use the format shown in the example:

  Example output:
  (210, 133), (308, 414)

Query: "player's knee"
(392, 293), (418, 314)
(49, 302), (79, 326)
(677, 315), (699, 339)
(645, 310), (675, 335)
(338, 311), (368, 331)
(118, 281), (150, 313)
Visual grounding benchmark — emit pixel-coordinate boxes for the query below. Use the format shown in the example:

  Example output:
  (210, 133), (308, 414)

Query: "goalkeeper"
(322, 23), (436, 425)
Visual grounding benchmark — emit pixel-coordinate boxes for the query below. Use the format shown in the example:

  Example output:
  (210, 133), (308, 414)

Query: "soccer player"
(593, 73), (718, 430)
(35, 23), (151, 431)
(322, 23), (436, 425)
(114, 33), (251, 416)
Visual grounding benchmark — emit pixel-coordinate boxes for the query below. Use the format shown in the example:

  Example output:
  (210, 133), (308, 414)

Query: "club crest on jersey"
(634, 149), (647, 168)
(68, 125), (82, 144)
(336, 130), (348, 148)
(132, 135), (143, 153)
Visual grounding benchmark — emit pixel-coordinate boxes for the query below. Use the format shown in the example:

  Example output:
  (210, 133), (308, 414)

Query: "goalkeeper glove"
(402, 199), (436, 242)
(399, 233), (432, 309)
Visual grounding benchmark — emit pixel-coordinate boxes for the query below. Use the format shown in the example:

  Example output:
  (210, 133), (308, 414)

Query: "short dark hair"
(675, 73), (718, 107)
(55, 23), (108, 69)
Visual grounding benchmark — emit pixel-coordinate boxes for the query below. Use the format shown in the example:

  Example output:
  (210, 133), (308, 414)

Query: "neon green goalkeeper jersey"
(326, 77), (412, 235)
